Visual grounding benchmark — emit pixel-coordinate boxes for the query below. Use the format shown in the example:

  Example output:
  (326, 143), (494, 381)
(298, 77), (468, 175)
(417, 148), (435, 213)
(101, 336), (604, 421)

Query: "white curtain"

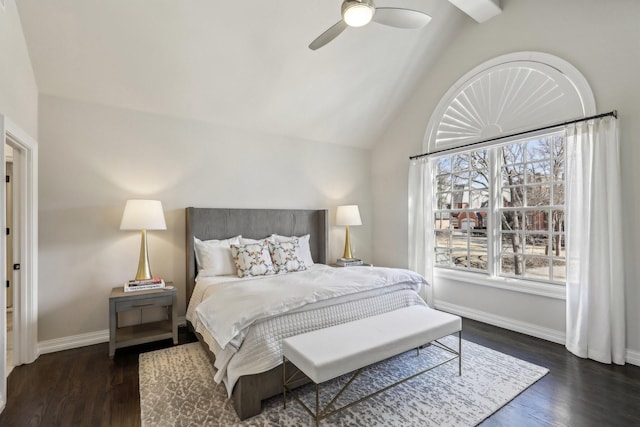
(408, 157), (435, 306)
(565, 116), (626, 364)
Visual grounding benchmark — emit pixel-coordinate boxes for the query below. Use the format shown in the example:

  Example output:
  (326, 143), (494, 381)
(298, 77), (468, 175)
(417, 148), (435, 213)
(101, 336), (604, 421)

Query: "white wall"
(38, 94), (372, 342)
(372, 0), (640, 357)
(0, 0), (38, 136)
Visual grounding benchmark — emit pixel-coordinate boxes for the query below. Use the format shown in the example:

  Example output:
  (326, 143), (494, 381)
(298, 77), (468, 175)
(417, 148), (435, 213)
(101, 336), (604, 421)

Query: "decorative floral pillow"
(269, 238), (307, 274)
(271, 234), (314, 268)
(230, 242), (276, 278)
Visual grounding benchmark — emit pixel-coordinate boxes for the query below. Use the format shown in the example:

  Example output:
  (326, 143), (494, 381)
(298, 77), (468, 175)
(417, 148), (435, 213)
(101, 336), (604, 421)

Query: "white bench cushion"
(282, 305), (461, 383)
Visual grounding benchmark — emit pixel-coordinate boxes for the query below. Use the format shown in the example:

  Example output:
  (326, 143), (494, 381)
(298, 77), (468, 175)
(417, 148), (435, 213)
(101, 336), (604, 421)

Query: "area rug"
(139, 336), (548, 426)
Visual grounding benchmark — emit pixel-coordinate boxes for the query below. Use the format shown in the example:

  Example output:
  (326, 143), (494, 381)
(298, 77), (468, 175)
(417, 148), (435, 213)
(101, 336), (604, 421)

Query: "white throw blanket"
(195, 266), (426, 352)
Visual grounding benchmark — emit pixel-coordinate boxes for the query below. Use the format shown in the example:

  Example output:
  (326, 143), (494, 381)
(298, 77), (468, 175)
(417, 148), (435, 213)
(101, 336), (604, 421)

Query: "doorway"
(0, 116), (38, 412)
(4, 147), (13, 376)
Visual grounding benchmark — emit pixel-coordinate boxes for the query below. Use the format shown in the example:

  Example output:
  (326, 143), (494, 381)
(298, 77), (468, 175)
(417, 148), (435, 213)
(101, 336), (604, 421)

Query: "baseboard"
(38, 330), (109, 354)
(434, 300), (640, 366)
(433, 300), (566, 345)
(626, 349), (640, 367)
(38, 316), (187, 354)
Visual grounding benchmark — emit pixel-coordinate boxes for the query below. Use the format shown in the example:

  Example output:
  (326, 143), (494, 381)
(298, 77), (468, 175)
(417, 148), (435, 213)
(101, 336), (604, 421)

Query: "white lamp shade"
(120, 200), (167, 230)
(336, 205), (362, 226)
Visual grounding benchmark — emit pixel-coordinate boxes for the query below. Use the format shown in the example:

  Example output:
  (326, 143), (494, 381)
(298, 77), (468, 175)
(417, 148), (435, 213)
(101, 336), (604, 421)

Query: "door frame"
(0, 115), (38, 411)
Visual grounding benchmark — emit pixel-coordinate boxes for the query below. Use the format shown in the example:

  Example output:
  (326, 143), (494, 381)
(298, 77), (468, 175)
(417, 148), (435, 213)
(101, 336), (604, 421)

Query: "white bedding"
(186, 264), (428, 396)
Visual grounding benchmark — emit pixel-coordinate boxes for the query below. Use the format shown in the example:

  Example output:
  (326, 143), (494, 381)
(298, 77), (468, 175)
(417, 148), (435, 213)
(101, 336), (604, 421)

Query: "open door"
(0, 115), (38, 413)
(0, 115), (6, 412)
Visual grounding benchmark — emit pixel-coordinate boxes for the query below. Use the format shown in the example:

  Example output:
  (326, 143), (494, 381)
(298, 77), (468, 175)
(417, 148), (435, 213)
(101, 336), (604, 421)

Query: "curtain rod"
(409, 110), (618, 160)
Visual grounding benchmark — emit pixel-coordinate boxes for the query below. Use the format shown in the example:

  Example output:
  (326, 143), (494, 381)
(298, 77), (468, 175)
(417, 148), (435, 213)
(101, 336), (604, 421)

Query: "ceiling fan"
(309, 0), (432, 50)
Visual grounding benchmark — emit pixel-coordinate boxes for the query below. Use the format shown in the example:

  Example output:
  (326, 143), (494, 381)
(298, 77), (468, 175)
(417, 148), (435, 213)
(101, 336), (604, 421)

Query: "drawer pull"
(132, 302), (156, 307)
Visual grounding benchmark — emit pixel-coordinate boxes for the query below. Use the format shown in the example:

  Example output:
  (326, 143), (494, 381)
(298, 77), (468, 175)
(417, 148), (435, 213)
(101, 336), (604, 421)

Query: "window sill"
(433, 268), (566, 300)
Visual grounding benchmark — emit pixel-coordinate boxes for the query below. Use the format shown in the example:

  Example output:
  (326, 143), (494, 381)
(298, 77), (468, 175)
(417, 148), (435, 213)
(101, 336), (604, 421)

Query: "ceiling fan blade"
(373, 8), (432, 29)
(309, 20), (349, 50)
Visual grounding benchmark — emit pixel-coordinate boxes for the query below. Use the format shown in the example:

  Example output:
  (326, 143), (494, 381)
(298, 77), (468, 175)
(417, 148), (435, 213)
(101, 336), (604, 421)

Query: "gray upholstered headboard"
(185, 207), (328, 304)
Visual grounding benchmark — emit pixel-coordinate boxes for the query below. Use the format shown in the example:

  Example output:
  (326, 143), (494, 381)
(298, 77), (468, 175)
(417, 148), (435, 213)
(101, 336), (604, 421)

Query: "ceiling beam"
(447, 0), (502, 23)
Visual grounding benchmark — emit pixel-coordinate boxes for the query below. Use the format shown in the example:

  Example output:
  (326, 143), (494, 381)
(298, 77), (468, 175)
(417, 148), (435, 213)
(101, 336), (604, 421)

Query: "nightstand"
(109, 286), (178, 357)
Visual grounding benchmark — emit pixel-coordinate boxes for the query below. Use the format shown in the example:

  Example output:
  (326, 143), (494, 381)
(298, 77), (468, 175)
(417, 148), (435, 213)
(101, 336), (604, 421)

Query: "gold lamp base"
(342, 225), (354, 259)
(135, 229), (153, 281)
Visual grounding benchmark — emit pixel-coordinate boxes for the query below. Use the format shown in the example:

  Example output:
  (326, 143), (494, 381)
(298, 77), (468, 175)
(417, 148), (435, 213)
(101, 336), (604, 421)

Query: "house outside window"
(433, 132), (566, 285)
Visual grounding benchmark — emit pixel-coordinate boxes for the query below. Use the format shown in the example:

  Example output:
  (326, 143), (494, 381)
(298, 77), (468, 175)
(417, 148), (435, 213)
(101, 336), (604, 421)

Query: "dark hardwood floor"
(1, 319), (639, 426)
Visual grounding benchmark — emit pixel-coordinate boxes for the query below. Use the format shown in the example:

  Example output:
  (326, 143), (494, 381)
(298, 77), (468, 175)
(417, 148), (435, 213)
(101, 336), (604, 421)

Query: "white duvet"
(187, 264), (428, 395)
(195, 265), (425, 351)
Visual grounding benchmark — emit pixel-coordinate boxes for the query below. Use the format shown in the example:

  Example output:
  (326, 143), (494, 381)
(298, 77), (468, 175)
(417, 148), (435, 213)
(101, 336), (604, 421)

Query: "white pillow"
(230, 241), (276, 278)
(240, 236), (274, 245)
(269, 238), (307, 274)
(271, 234), (314, 267)
(194, 236), (241, 276)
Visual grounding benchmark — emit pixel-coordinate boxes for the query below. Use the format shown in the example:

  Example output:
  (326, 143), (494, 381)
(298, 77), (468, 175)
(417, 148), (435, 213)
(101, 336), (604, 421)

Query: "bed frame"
(185, 207), (328, 420)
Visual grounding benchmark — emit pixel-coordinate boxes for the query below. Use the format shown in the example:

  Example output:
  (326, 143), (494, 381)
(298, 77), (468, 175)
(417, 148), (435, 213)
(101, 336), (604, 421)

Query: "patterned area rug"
(139, 336), (548, 426)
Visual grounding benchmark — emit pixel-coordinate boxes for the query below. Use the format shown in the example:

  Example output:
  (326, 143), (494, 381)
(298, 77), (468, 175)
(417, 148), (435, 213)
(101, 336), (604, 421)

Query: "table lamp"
(336, 205), (362, 259)
(120, 199), (167, 281)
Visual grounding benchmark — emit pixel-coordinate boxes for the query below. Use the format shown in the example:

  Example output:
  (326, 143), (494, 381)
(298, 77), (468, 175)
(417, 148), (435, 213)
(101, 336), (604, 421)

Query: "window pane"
(524, 256), (550, 280)
(524, 211), (548, 232)
(550, 233), (565, 257)
(526, 184), (551, 206)
(469, 191), (489, 209)
(501, 232), (523, 254)
(450, 191), (466, 209)
(437, 193), (451, 210)
(500, 254), (523, 275)
(525, 139), (552, 161)
(552, 157), (565, 181)
(436, 174), (452, 192)
(475, 211), (488, 228)
(552, 184), (564, 205)
(551, 210), (564, 233)
(452, 153), (469, 170)
(452, 231), (468, 246)
(502, 143), (524, 164)
(501, 211), (524, 232)
(503, 186), (525, 207)
(458, 214), (477, 230)
(435, 248), (451, 266)
(435, 230), (451, 247)
(527, 161), (551, 183)
(502, 164), (525, 186)
(470, 170), (489, 189)
(469, 230), (487, 249)
(500, 235), (515, 254)
(524, 234), (549, 255)
(436, 157), (451, 175)
(470, 149), (489, 170)
(469, 252), (487, 270)
(453, 172), (469, 188)
(434, 212), (453, 229)
(451, 250), (469, 268)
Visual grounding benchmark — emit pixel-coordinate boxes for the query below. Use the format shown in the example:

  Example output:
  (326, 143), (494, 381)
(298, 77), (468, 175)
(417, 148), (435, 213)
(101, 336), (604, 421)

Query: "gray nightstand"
(109, 286), (178, 357)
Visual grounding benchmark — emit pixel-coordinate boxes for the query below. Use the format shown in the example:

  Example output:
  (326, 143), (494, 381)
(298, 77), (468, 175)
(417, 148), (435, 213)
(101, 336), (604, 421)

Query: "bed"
(185, 207), (428, 420)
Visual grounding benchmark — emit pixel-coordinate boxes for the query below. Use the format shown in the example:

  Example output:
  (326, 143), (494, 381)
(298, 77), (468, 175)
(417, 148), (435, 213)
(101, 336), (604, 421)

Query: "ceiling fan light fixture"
(342, 0), (375, 27)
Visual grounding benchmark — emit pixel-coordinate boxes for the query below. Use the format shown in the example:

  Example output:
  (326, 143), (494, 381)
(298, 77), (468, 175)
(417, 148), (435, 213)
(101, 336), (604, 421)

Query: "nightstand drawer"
(115, 295), (173, 312)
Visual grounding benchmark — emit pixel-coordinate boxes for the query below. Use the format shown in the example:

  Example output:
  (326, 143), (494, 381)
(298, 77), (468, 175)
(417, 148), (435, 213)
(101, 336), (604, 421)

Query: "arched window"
(423, 52), (595, 153)
(409, 52), (595, 291)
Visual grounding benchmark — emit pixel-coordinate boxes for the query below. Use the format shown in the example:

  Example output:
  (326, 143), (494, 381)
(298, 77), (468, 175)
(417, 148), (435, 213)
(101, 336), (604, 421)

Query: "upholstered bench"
(282, 305), (462, 425)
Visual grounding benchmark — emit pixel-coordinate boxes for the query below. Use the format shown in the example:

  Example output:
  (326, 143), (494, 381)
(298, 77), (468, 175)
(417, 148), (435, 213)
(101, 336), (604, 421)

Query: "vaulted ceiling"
(16, 0), (486, 148)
